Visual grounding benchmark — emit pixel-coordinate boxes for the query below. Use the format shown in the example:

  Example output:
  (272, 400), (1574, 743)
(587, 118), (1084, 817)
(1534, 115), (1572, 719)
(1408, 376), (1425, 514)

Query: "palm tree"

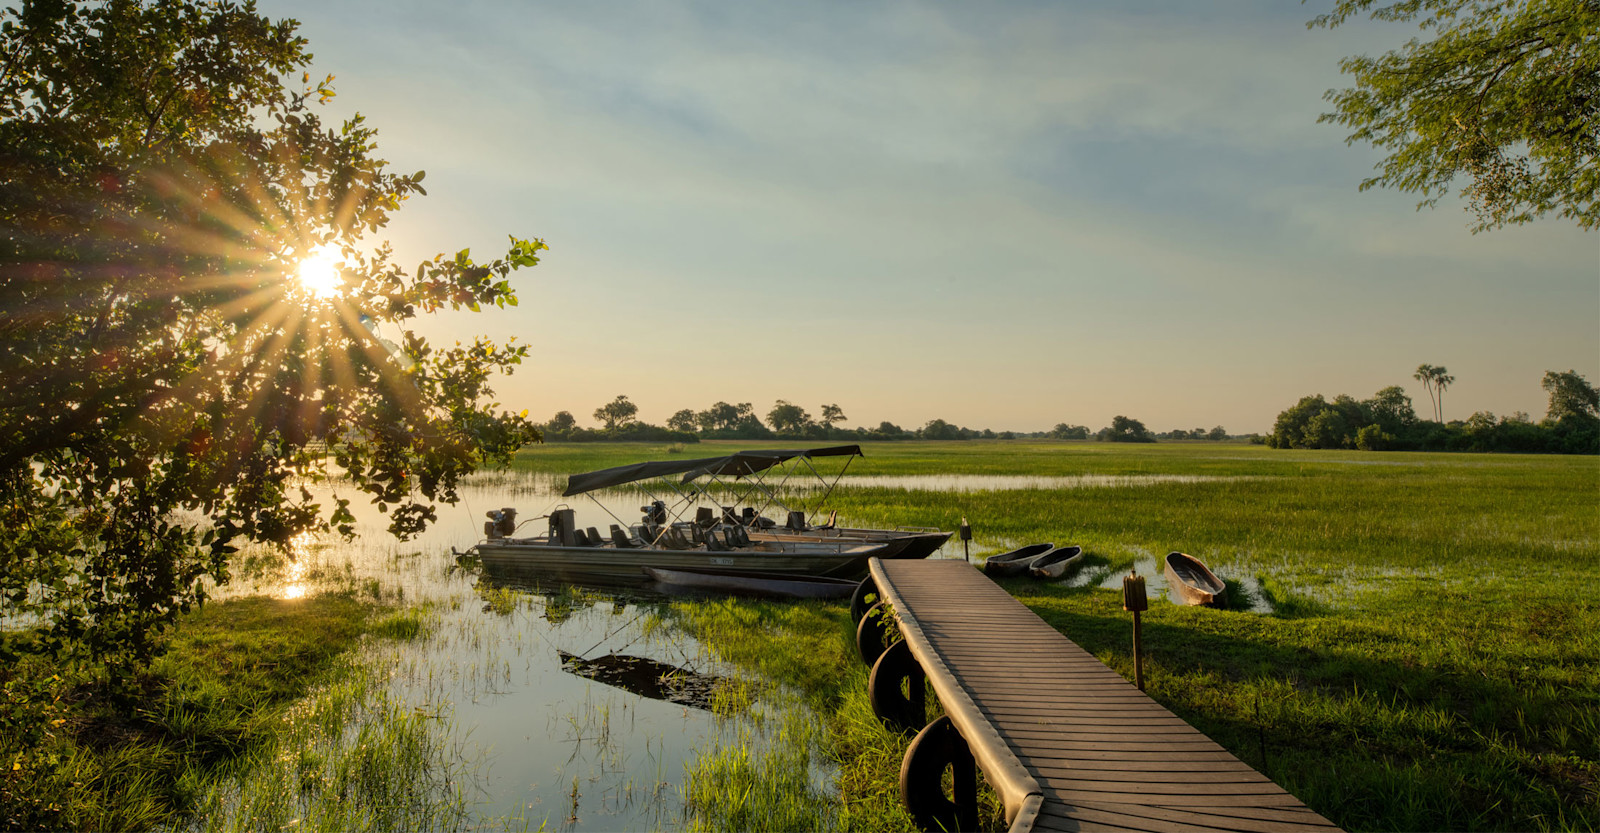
(1414, 364), (1454, 421)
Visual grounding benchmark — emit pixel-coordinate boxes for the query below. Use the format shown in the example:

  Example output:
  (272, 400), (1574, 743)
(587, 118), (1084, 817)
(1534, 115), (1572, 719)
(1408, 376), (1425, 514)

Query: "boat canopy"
(561, 445), (864, 496)
(562, 456), (727, 496)
(680, 445), (863, 483)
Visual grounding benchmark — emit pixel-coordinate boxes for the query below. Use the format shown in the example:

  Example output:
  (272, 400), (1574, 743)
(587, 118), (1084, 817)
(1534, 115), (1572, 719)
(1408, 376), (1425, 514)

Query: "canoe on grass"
(982, 543), (1055, 578)
(641, 566), (859, 600)
(1028, 545), (1084, 579)
(1164, 551), (1226, 607)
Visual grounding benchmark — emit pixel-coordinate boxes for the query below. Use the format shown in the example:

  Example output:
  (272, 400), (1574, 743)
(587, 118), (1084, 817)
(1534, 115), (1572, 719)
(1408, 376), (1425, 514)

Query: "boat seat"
(724, 526), (752, 549)
(586, 527), (603, 547)
(610, 524), (640, 549)
(661, 528), (695, 550)
(705, 528), (728, 552)
(573, 528), (592, 547)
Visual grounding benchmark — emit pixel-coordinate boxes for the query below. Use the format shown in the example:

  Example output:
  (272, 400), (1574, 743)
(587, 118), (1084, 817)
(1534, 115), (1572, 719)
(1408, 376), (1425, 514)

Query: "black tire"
(899, 715), (976, 832)
(850, 577), (879, 625)
(855, 600), (889, 666)
(868, 639), (924, 735)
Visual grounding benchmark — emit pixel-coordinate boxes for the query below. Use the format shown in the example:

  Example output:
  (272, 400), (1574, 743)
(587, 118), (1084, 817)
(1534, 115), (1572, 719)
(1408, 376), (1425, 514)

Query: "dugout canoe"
(981, 543), (1055, 578)
(1164, 551), (1227, 606)
(1027, 545), (1085, 579)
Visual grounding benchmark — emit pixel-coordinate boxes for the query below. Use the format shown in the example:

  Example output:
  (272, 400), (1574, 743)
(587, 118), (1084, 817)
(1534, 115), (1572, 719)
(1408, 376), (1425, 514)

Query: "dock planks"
(869, 558), (1340, 833)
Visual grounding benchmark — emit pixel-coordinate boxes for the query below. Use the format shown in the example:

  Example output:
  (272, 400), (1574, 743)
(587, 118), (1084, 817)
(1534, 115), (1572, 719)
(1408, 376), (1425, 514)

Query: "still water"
(216, 477), (781, 830)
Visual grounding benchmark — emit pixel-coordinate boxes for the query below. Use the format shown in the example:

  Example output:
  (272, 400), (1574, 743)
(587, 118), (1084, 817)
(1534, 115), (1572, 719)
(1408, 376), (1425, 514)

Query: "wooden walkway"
(868, 558), (1341, 833)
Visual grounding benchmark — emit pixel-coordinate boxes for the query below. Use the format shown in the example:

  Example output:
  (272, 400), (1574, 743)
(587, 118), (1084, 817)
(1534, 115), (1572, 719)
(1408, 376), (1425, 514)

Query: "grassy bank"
(518, 440), (1599, 832)
(1, 594), (429, 831)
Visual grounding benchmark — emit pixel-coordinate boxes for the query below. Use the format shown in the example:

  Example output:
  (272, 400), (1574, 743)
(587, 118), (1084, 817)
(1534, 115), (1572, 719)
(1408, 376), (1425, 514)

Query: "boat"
(641, 566), (859, 600)
(561, 445), (952, 560)
(1164, 551), (1227, 606)
(982, 543), (1054, 577)
(470, 505), (900, 585)
(1027, 545), (1084, 579)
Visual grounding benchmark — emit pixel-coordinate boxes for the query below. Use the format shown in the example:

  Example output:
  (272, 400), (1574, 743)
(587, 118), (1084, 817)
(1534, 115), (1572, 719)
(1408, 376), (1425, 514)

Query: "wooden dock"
(860, 558), (1341, 833)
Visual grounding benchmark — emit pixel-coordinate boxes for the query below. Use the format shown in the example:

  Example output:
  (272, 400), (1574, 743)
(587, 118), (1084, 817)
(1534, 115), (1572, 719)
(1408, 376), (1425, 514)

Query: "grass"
(0, 594), (433, 832)
(518, 439), (1600, 832)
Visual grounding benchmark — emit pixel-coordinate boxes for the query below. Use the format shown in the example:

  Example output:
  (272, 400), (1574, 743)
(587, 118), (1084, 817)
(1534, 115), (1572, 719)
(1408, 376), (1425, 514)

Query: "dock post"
(1123, 570), (1148, 691)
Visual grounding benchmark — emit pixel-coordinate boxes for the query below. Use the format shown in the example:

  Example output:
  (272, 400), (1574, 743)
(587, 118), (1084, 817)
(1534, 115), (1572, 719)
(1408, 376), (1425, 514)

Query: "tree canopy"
(1, 0), (541, 672)
(1312, 0), (1600, 231)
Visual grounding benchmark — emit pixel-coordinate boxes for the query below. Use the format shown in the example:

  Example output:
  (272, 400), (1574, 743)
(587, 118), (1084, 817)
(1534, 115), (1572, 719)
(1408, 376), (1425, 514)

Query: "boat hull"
(1164, 551), (1227, 606)
(473, 538), (888, 584)
(642, 566), (858, 599)
(983, 543), (1055, 578)
(1028, 546), (1085, 579)
(751, 527), (948, 560)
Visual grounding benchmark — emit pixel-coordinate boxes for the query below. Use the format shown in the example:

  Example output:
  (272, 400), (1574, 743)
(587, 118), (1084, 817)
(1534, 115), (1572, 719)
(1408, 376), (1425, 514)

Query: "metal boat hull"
(473, 538), (890, 584)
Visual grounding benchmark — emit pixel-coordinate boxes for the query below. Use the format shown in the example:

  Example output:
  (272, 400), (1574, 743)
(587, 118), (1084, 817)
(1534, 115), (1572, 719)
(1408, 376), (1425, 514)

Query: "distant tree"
(1100, 416), (1155, 443)
(1206, 425), (1229, 441)
(873, 420), (907, 438)
(666, 409), (698, 432)
(547, 411), (577, 432)
(1542, 369), (1600, 453)
(1365, 385), (1418, 433)
(1414, 364), (1454, 422)
(1311, 0), (1600, 231)
(1542, 370), (1600, 423)
(767, 400), (813, 434)
(819, 403), (847, 429)
(1355, 424), (1393, 451)
(1050, 423), (1091, 440)
(696, 401), (739, 432)
(593, 395), (639, 430)
(921, 419), (962, 440)
(998, 430), (1016, 440)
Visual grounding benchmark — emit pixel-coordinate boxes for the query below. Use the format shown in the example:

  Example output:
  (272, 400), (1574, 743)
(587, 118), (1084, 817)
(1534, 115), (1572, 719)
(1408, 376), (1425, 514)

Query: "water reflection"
(558, 651), (727, 711)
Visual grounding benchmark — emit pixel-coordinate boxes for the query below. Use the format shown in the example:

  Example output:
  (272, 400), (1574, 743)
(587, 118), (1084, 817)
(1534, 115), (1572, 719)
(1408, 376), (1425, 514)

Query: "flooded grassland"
(23, 440), (1590, 831)
(507, 440), (1600, 832)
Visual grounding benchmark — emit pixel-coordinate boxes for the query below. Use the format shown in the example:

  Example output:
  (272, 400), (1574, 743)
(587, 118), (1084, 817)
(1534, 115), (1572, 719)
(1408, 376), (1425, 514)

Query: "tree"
(766, 400), (812, 434)
(819, 403), (846, 429)
(1542, 369), (1600, 423)
(593, 395), (639, 430)
(1099, 416), (1155, 443)
(1365, 385), (1418, 433)
(0, 1), (542, 673)
(1050, 423), (1091, 440)
(1414, 364), (1454, 421)
(1206, 425), (1229, 441)
(696, 401), (739, 432)
(1312, 0), (1600, 231)
(666, 408), (698, 432)
(920, 418), (961, 440)
(547, 411), (577, 432)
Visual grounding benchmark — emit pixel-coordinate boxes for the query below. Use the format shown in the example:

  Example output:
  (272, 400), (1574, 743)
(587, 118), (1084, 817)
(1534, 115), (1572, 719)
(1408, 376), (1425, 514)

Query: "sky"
(267, 0), (1598, 434)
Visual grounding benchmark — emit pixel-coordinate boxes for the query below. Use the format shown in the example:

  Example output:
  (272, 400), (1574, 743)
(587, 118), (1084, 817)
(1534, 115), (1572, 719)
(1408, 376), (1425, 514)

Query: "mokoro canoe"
(982, 543), (1054, 578)
(1028, 545), (1084, 579)
(1164, 551), (1227, 606)
(641, 566), (859, 599)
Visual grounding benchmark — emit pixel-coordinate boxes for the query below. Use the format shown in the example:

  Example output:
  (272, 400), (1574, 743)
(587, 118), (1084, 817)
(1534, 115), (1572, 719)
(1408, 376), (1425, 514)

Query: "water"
(214, 478), (767, 830)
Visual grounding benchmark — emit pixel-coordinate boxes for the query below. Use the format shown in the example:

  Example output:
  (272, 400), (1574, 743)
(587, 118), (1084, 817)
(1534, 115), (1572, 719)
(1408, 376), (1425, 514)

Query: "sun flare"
(295, 247), (344, 300)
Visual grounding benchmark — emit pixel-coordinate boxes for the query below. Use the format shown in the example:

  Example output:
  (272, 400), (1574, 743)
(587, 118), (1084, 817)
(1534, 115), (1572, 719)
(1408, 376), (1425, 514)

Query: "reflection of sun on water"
(281, 531), (316, 600)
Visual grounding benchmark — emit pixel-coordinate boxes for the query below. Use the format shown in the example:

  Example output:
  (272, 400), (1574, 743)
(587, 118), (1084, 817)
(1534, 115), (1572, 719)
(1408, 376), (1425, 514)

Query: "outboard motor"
(548, 508), (577, 546)
(484, 507), (518, 539)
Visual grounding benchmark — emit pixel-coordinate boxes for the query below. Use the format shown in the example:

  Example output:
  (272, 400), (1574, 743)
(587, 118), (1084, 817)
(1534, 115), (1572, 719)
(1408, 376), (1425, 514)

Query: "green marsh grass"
(518, 440), (1599, 832)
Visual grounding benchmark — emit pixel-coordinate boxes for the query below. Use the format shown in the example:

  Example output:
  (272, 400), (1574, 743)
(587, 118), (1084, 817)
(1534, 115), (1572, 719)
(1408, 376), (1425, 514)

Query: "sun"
(295, 247), (344, 300)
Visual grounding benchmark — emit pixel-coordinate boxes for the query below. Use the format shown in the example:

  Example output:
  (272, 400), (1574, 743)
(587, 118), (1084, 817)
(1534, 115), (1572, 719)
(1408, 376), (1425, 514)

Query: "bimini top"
(680, 445), (862, 482)
(561, 445), (863, 496)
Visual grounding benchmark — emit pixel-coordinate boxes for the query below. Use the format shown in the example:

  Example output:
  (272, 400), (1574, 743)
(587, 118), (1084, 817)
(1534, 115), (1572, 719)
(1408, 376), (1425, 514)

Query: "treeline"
(1269, 370), (1598, 454)
(542, 396), (1237, 444)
